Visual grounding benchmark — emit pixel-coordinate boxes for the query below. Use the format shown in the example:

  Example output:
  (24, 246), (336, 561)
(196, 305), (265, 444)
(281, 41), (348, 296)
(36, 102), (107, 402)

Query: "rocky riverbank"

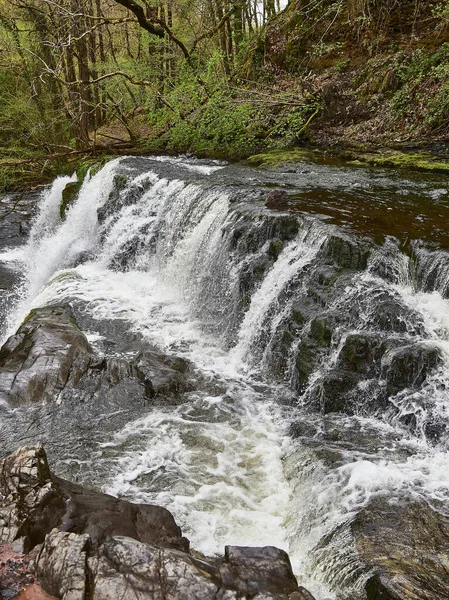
(0, 444), (314, 600)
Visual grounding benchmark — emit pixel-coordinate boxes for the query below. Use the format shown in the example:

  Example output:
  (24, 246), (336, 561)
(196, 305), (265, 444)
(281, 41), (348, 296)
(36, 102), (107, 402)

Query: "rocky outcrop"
(0, 306), (94, 406)
(34, 532), (311, 600)
(0, 445), (314, 600)
(0, 305), (192, 408)
(0, 445), (187, 553)
(356, 497), (449, 600)
(0, 444), (63, 548)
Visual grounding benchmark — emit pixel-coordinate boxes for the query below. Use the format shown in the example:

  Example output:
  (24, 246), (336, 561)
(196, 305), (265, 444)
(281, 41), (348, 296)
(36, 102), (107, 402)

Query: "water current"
(2, 155), (449, 599)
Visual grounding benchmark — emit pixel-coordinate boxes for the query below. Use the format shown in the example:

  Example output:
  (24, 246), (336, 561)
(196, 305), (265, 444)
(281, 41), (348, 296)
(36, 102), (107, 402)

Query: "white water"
(5, 157), (449, 599)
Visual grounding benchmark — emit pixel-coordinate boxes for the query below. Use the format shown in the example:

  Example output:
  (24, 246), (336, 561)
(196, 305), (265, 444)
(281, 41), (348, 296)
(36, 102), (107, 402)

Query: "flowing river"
(1, 154), (449, 599)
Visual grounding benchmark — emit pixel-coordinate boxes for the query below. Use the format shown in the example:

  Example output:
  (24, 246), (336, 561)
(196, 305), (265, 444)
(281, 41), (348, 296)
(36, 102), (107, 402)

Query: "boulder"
(55, 476), (188, 552)
(266, 190), (289, 210)
(0, 444), (187, 553)
(34, 534), (308, 600)
(220, 545), (299, 596)
(382, 342), (443, 396)
(354, 497), (449, 600)
(0, 305), (193, 409)
(133, 350), (191, 399)
(0, 306), (94, 406)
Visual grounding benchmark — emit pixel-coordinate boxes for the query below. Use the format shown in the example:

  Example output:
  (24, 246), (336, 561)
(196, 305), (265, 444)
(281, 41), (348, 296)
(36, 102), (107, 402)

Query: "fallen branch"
(0, 149), (94, 167)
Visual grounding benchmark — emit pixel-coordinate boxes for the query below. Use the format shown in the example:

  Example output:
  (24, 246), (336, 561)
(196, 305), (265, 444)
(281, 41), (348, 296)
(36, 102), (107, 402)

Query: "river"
(1, 154), (449, 599)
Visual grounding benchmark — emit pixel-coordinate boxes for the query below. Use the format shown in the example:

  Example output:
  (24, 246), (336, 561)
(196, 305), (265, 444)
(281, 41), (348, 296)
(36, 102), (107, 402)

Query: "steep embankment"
(263, 0), (449, 151)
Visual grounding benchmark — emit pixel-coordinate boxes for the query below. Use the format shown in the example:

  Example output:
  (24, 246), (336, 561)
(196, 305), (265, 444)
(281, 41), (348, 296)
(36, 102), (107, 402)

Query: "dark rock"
(134, 350), (191, 399)
(320, 233), (371, 271)
(354, 498), (449, 600)
(266, 190), (289, 209)
(0, 306), (94, 405)
(60, 181), (81, 220)
(336, 333), (387, 377)
(382, 342), (443, 395)
(55, 476), (188, 552)
(0, 444), (188, 553)
(220, 545), (298, 595)
(367, 293), (425, 335)
(315, 369), (361, 414)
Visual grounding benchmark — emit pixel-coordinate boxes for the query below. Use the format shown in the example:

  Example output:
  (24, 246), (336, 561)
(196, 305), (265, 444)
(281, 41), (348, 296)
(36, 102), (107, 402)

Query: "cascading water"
(3, 154), (449, 599)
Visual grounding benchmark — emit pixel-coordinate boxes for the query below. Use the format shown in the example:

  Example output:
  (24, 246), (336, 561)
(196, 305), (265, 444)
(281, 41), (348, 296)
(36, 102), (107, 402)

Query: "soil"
(0, 546), (56, 600)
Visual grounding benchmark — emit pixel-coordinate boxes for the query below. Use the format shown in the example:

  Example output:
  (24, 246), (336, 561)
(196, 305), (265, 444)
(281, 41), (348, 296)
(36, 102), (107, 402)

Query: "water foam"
(8, 157), (449, 600)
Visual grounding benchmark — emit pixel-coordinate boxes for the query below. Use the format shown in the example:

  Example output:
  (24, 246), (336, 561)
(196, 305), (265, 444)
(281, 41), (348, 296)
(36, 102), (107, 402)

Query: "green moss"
(60, 181), (81, 219)
(348, 151), (449, 174)
(76, 156), (111, 182)
(113, 173), (128, 190)
(268, 239), (284, 260)
(310, 317), (332, 347)
(22, 307), (38, 325)
(246, 149), (315, 167)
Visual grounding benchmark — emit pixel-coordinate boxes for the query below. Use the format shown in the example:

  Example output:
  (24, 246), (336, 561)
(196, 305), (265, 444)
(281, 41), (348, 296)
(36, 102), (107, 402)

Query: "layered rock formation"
(0, 445), (313, 600)
(0, 305), (192, 408)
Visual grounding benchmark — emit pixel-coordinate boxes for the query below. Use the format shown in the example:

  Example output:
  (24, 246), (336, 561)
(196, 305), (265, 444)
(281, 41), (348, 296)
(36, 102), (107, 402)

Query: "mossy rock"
(246, 149), (315, 167)
(60, 181), (82, 219)
(309, 317), (332, 347)
(349, 151), (449, 174)
(268, 238), (284, 260)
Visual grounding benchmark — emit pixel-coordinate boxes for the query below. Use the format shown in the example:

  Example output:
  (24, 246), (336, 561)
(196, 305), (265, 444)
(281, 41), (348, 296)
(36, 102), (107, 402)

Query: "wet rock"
(60, 181), (81, 220)
(0, 305), (194, 411)
(134, 350), (191, 399)
(353, 497), (449, 600)
(0, 306), (94, 405)
(220, 545), (299, 596)
(34, 534), (307, 600)
(238, 255), (273, 308)
(336, 333), (387, 377)
(314, 369), (362, 414)
(382, 342), (443, 395)
(266, 190), (289, 210)
(368, 296), (415, 334)
(320, 233), (371, 271)
(0, 445), (188, 553)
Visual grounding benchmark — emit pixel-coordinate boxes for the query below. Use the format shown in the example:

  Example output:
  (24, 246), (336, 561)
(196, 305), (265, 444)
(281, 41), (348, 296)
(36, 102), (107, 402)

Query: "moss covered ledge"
(246, 146), (449, 174)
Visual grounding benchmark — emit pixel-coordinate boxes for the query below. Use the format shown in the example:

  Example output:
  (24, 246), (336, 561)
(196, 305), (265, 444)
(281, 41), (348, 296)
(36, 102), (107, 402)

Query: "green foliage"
(391, 44), (449, 132)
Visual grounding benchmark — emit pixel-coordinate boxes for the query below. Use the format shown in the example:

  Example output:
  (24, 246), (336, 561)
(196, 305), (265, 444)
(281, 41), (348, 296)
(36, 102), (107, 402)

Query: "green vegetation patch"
(347, 151), (449, 174)
(246, 149), (317, 167)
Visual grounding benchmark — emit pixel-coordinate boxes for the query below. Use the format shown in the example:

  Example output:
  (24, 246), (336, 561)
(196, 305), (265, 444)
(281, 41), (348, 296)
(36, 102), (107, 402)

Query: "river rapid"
(2, 154), (449, 599)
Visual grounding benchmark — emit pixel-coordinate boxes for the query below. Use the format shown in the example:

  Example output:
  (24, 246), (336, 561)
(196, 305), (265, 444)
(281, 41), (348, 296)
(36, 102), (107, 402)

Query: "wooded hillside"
(1, 0), (449, 187)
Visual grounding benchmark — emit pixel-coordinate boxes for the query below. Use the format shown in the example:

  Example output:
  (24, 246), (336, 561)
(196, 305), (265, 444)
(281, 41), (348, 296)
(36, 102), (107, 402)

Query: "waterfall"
(4, 155), (449, 600)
